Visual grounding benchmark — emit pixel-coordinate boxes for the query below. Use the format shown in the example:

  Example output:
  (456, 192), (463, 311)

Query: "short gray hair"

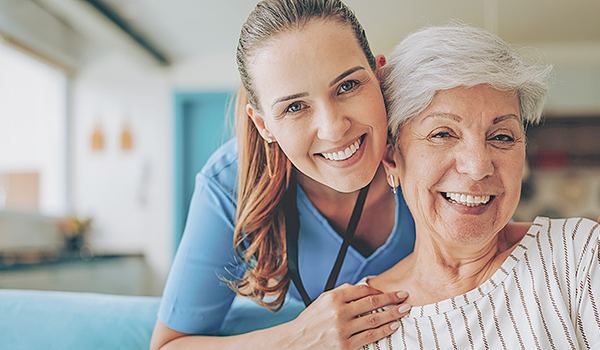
(382, 22), (552, 142)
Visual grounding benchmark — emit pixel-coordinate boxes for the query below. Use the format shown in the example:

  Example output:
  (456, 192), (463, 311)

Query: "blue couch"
(0, 289), (305, 349)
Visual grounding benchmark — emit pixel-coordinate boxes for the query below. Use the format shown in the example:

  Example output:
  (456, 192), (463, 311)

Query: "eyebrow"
(271, 92), (309, 108)
(422, 112), (461, 123)
(422, 112), (521, 124)
(270, 66), (366, 109)
(493, 114), (521, 124)
(329, 66), (365, 87)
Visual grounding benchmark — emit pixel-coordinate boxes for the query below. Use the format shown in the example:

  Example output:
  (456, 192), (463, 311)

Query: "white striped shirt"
(362, 217), (600, 350)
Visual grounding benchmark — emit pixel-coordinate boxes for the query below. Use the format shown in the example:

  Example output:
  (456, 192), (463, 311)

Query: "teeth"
(445, 192), (491, 207)
(322, 138), (362, 161)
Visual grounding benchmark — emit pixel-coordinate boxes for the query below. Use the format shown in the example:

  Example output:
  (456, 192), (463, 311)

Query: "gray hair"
(382, 22), (552, 143)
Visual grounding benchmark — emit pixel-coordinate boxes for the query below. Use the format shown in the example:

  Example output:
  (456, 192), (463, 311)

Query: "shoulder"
(197, 138), (239, 195)
(530, 216), (599, 271)
(534, 216), (599, 245)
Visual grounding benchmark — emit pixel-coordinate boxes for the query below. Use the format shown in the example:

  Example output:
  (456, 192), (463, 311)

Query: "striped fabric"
(362, 217), (600, 350)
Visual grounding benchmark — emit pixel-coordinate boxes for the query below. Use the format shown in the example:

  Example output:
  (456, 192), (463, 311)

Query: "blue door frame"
(174, 91), (234, 252)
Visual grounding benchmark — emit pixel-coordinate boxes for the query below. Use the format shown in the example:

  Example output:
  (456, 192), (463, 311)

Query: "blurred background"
(0, 0), (599, 296)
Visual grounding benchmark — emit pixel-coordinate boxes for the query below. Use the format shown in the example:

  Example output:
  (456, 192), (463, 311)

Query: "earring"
(266, 136), (273, 144)
(389, 175), (397, 195)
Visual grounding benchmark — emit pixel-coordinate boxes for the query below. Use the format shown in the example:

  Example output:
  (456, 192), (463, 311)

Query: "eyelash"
(338, 80), (360, 94)
(490, 134), (515, 142)
(281, 79), (362, 117)
(432, 131), (452, 138)
(431, 131), (516, 143)
(285, 101), (304, 114)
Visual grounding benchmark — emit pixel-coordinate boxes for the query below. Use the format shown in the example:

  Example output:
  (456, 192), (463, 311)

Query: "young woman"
(150, 1), (415, 349)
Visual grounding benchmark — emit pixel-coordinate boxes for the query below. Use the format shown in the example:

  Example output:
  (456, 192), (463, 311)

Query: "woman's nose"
(455, 142), (494, 181)
(315, 106), (351, 142)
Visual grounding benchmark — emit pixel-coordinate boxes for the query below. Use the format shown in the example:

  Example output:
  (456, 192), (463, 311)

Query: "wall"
(528, 42), (600, 115)
(69, 45), (240, 295)
(171, 51), (239, 91)
(70, 52), (173, 295)
(546, 63), (600, 115)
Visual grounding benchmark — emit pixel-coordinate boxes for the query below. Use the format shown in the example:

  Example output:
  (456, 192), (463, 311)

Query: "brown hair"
(231, 0), (376, 311)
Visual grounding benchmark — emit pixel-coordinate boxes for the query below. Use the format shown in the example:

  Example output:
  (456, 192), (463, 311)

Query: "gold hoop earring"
(389, 175), (397, 195)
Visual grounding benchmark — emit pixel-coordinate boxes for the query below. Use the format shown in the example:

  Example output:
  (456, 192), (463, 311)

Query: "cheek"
(276, 133), (306, 160)
(497, 151), (526, 211)
(270, 120), (306, 147)
(408, 150), (446, 183)
(270, 122), (319, 172)
(399, 149), (439, 196)
(506, 150), (526, 187)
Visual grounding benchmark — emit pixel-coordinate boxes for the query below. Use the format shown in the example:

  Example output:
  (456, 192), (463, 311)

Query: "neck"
(298, 165), (396, 255)
(371, 223), (527, 306)
(412, 236), (502, 300)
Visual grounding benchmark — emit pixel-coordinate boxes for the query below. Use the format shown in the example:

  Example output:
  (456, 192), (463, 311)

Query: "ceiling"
(8, 0), (600, 67)
(91, 0), (600, 63)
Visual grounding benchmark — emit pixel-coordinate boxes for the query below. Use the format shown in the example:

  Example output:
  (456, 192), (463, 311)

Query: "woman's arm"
(151, 283), (410, 350)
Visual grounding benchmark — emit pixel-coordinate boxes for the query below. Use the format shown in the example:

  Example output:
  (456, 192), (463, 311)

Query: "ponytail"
(230, 85), (292, 311)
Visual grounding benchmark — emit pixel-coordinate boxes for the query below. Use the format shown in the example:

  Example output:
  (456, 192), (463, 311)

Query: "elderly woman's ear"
(382, 142), (400, 189)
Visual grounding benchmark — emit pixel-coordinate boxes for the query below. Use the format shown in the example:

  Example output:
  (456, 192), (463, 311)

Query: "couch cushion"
(0, 289), (160, 350)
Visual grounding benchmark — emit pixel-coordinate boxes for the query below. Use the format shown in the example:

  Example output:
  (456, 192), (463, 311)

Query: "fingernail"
(397, 291), (408, 299)
(398, 304), (411, 314)
(390, 321), (400, 330)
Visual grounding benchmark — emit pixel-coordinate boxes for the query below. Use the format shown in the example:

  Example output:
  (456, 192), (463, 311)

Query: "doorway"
(174, 91), (233, 251)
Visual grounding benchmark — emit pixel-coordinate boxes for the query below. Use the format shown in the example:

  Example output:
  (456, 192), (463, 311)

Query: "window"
(0, 40), (67, 216)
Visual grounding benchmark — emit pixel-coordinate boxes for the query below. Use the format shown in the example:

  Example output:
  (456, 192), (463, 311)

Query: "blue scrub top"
(158, 138), (416, 334)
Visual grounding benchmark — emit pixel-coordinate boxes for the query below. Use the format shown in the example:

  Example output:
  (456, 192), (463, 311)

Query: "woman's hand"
(282, 283), (410, 350)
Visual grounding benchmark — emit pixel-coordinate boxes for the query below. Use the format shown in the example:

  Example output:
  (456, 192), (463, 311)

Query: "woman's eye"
(338, 80), (357, 93)
(490, 134), (514, 142)
(433, 131), (452, 138)
(286, 101), (303, 113)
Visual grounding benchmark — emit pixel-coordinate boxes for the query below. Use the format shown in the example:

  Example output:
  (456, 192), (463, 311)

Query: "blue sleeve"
(158, 169), (244, 334)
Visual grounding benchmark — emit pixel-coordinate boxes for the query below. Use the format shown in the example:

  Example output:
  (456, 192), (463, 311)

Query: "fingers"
(324, 283), (409, 318)
(350, 319), (400, 349)
(332, 283), (385, 302)
(347, 301), (411, 349)
(330, 285), (409, 340)
(354, 302), (411, 330)
(347, 286), (409, 315)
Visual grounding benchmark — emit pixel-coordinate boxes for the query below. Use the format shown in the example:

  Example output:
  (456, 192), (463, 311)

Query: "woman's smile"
(442, 192), (493, 207)
(319, 134), (364, 161)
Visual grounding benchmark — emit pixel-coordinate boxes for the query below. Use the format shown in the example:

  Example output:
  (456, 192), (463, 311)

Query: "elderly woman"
(361, 23), (600, 349)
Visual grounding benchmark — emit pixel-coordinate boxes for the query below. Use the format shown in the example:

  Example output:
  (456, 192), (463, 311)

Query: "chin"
(438, 219), (498, 245)
(329, 182), (368, 194)
(328, 175), (371, 193)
